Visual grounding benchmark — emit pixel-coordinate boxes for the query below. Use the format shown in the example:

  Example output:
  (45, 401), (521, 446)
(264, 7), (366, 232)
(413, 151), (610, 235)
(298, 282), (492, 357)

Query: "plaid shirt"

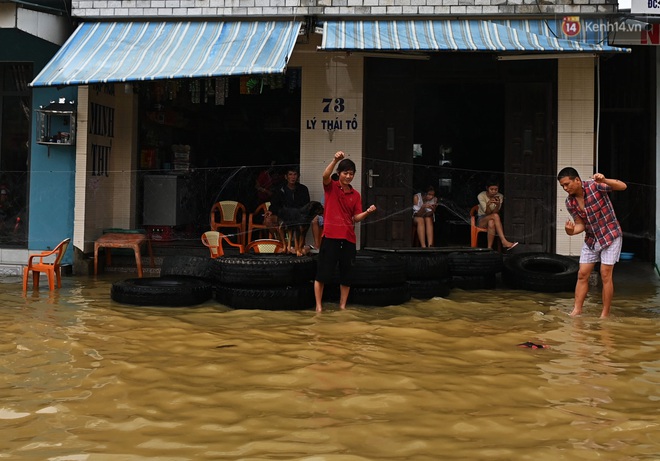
(565, 180), (622, 249)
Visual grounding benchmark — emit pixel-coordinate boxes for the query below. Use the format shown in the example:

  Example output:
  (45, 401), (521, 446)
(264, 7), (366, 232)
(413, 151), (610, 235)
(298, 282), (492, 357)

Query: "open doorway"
(412, 80), (505, 246)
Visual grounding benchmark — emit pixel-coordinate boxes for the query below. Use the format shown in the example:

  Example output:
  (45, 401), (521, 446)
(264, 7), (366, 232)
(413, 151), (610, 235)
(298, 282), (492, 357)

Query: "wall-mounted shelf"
(36, 98), (76, 146)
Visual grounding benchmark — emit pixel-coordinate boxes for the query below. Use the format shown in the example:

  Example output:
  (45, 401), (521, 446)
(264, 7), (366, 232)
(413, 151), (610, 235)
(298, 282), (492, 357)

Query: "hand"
(593, 173), (606, 183)
(367, 205), (376, 214)
(565, 219), (575, 235)
(334, 151), (345, 161)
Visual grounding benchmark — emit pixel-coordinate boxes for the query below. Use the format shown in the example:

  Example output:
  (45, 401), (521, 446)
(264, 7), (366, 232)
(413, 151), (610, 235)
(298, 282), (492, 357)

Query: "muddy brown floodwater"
(1, 262), (659, 460)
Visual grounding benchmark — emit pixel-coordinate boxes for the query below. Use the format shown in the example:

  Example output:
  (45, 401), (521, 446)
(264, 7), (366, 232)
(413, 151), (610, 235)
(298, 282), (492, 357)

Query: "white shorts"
(579, 236), (622, 265)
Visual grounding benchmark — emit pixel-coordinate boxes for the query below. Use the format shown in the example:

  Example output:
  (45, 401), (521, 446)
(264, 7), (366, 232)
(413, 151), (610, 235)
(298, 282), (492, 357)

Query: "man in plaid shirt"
(558, 167), (627, 318)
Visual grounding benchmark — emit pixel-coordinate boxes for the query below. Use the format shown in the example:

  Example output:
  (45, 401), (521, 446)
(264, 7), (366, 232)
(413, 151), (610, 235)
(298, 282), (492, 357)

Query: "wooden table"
(94, 233), (154, 277)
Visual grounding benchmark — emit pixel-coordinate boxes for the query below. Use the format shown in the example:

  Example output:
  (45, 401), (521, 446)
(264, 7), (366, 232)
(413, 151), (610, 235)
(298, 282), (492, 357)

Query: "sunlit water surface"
(1, 268), (659, 461)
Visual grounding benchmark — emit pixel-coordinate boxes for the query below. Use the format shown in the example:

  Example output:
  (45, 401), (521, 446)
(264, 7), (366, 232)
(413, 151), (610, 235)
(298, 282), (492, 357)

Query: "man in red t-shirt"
(314, 151), (377, 313)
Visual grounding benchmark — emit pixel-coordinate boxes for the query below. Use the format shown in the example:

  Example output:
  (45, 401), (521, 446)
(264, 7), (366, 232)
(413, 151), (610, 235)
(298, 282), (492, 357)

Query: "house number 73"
(322, 98), (345, 113)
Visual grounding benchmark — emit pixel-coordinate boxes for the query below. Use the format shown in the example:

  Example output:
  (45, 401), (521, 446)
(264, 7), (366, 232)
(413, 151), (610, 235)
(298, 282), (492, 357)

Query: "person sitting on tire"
(314, 151), (377, 313)
(476, 178), (518, 251)
(412, 185), (438, 248)
(267, 166), (322, 253)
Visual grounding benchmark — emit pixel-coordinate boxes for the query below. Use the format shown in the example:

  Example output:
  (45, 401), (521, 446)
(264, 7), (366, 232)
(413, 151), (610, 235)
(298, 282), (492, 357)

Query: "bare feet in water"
(569, 307), (582, 316)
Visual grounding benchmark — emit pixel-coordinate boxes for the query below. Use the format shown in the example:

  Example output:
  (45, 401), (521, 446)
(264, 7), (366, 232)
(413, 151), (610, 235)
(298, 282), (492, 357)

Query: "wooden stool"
(94, 233), (154, 277)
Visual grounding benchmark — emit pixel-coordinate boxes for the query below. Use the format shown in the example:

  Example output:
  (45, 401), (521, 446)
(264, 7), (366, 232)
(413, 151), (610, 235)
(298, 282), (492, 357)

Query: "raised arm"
(593, 173), (627, 191)
(323, 151), (344, 185)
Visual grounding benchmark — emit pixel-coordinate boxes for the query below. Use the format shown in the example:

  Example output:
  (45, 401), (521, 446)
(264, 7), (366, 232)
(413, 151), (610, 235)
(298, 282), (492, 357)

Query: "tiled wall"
(74, 86), (89, 254)
(76, 85), (139, 253)
(71, 0), (617, 18)
(556, 57), (596, 257)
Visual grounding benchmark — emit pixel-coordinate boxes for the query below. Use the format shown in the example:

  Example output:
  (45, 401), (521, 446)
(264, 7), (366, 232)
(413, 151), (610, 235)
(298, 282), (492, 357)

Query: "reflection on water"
(1, 271), (659, 460)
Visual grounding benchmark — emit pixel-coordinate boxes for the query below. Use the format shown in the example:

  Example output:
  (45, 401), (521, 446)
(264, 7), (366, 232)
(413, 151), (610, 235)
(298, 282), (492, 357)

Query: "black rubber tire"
(111, 276), (213, 306)
(451, 274), (498, 290)
(448, 249), (503, 276)
(215, 283), (314, 310)
(217, 254), (316, 286)
(160, 255), (220, 281)
(407, 278), (452, 299)
(363, 249), (450, 280)
(348, 284), (411, 307)
(331, 253), (406, 287)
(503, 252), (578, 293)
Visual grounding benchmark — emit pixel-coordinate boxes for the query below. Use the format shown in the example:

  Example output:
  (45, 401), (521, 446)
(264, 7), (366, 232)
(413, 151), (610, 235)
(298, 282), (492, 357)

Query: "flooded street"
(2, 264), (659, 460)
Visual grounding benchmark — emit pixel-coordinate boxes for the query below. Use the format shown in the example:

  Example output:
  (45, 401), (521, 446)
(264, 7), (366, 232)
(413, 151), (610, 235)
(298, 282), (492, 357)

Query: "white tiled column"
(556, 57), (597, 256)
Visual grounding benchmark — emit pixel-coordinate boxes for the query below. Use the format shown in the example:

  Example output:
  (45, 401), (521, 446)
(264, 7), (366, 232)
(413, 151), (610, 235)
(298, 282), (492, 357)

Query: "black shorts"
(315, 237), (356, 286)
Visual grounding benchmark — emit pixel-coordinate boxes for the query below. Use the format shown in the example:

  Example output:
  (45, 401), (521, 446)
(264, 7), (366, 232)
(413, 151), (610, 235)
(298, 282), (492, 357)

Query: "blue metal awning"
(320, 19), (629, 53)
(30, 21), (302, 87)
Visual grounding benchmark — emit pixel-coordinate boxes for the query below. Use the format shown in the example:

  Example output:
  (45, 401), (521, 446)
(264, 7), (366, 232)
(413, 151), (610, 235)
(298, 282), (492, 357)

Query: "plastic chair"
(23, 238), (71, 291)
(210, 201), (247, 246)
(470, 205), (502, 250)
(245, 239), (286, 254)
(247, 202), (274, 245)
(201, 231), (245, 258)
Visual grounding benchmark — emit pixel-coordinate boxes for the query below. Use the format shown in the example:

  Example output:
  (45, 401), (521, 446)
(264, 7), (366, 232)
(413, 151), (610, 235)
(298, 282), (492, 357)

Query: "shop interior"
(0, 63), (31, 247)
(137, 71), (302, 241)
(136, 63), (510, 246)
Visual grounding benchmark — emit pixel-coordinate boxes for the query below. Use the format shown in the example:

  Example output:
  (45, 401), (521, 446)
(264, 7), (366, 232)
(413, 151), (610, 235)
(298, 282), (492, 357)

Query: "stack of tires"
(214, 254), (317, 310)
(448, 248), (503, 290)
(324, 253), (411, 306)
(365, 249), (451, 299)
(111, 255), (217, 307)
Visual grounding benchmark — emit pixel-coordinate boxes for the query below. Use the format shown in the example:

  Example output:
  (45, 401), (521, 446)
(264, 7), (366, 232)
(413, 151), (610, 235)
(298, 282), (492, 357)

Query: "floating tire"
(348, 284), (411, 307)
(217, 254), (316, 286)
(448, 249), (503, 276)
(331, 253), (406, 287)
(111, 276), (213, 307)
(215, 283), (314, 310)
(407, 278), (452, 299)
(160, 255), (219, 281)
(503, 252), (578, 293)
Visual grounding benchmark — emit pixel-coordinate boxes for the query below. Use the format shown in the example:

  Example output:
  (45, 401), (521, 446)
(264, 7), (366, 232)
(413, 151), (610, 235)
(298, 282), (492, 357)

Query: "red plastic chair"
(245, 239), (286, 254)
(201, 231), (244, 258)
(470, 205), (502, 250)
(210, 201), (247, 247)
(247, 201), (276, 245)
(23, 238), (71, 291)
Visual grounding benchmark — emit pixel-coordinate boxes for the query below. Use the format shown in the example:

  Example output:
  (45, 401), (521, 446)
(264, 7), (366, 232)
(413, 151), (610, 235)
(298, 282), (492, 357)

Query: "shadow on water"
(1, 264), (659, 460)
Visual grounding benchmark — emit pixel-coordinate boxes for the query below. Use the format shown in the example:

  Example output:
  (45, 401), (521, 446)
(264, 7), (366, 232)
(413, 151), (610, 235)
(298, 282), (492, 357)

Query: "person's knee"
(487, 220), (495, 230)
(577, 267), (592, 281)
(600, 264), (614, 282)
